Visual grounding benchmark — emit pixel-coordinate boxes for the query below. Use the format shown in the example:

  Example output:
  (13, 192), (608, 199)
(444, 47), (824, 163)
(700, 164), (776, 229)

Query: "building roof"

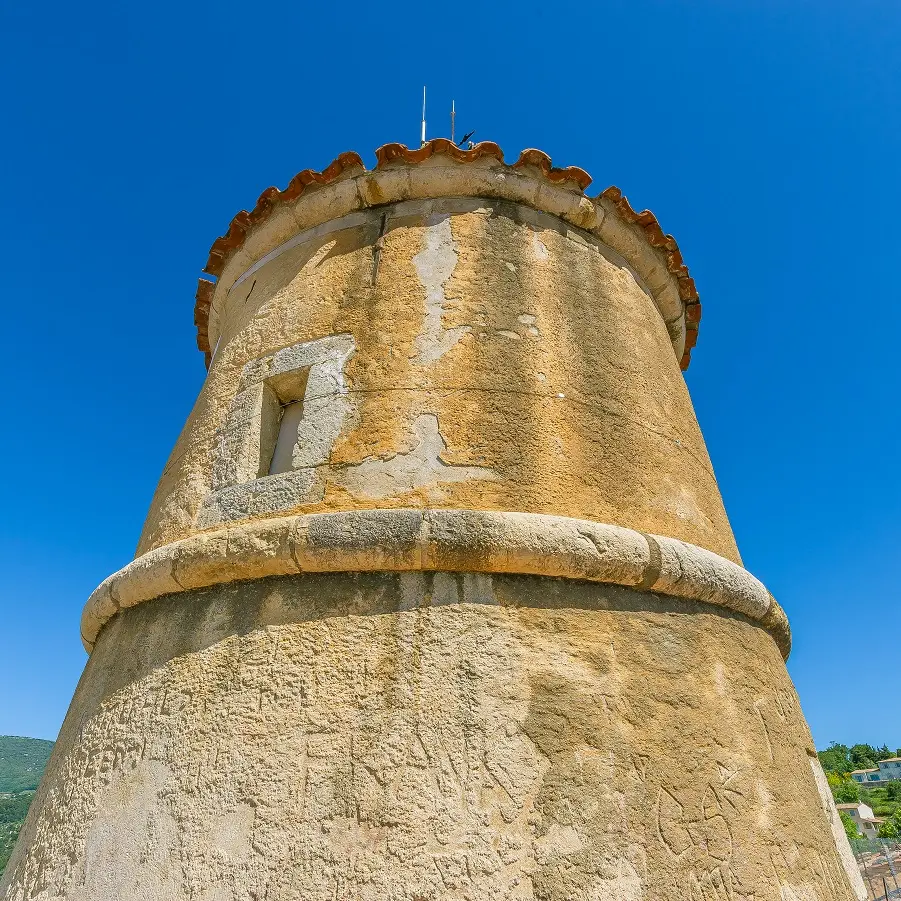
(836, 803), (883, 824)
(879, 757), (901, 763)
(851, 769), (880, 774)
(194, 140), (701, 370)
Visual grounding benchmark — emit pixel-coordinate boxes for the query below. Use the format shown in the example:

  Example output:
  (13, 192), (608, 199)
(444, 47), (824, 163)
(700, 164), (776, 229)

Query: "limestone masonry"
(2, 141), (865, 900)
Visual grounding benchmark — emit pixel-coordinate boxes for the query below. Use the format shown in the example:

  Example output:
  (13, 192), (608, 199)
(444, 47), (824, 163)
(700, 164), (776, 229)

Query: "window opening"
(269, 401), (306, 476)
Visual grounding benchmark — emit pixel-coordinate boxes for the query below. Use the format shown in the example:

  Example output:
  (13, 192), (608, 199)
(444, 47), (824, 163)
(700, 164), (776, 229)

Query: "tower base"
(3, 571), (861, 900)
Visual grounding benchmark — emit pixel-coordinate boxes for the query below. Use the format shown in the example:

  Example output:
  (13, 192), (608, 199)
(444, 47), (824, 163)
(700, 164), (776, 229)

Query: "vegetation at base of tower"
(0, 736), (55, 876)
(1, 793), (35, 874)
(839, 810), (863, 841)
(879, 811), (901, 839)
(827, 771), (861, 803)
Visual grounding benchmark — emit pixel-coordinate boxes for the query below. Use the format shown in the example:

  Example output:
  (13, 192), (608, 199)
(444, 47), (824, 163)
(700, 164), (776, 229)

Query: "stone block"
(114, 545), (182, 609)
(296, 509), (424, 572)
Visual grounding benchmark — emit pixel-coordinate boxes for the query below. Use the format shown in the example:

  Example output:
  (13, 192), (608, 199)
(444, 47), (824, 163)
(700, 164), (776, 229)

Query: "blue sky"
(0, 0), (898, 747)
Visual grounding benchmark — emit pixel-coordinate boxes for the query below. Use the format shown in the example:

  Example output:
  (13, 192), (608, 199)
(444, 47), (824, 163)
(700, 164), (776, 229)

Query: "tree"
(885, 781), (901, 802)
(828, 774), (860, 804)
(819, 743), (851, 775)
(850, 744), (879, 771)
(879, 811), (901, 839)
(840, 811), (862, 841)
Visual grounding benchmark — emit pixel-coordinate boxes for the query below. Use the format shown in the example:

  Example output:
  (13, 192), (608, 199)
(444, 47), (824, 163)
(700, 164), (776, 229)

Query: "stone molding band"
(80, 509), (790, 658)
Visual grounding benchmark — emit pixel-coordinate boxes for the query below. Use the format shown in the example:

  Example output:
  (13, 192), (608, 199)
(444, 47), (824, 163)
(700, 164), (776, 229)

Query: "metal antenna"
(421, 86), (427, 146)
(451, 100), (456, 144)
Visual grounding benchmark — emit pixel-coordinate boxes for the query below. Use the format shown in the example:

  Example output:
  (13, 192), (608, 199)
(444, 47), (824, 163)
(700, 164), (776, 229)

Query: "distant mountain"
(0, 736), (54, 793)
(0, 736), (54, 876)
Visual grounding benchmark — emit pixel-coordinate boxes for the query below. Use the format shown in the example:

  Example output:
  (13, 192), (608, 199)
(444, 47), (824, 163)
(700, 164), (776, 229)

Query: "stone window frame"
(197, 333), (356, 529)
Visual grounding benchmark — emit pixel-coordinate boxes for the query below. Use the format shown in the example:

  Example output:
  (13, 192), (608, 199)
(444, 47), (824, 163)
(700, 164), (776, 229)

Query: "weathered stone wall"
(138, 197), (737, 563)
(3, 574), (860, 900)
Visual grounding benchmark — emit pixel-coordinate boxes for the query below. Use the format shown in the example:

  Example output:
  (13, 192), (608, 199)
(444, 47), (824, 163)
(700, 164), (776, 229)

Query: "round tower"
(3, 141), (864, 900)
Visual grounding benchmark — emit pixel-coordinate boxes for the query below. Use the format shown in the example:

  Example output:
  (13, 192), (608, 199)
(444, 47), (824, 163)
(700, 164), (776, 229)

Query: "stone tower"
(3, 141), (864, 900)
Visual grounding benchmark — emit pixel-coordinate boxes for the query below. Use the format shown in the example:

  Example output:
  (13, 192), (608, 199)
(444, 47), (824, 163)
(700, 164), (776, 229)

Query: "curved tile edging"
(196, 140), (702, 370)
(81, 510), (790, 659)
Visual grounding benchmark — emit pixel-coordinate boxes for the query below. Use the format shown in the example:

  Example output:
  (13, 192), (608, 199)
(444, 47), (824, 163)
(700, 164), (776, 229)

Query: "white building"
(850, 757), (901, 785)
(836, 802), (884, 839)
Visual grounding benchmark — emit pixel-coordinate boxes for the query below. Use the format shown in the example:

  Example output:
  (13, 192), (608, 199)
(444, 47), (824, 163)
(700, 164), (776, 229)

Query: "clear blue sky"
(1, 0), (898, 747)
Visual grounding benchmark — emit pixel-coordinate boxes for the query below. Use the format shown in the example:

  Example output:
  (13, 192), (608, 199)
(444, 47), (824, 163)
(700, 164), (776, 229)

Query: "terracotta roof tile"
(196, 141), (700, 369)
(194, 278), (214, 357)
(599, 186), (699, 316)
(202, 151), (365, 277)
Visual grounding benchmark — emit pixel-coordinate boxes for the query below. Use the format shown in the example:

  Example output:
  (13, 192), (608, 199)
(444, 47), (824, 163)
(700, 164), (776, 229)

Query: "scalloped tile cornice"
(195, 141), (701, 369)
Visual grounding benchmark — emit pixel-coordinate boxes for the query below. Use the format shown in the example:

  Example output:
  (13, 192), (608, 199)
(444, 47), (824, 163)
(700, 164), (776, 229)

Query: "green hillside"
(1, 794), (34, 875)
(0, 736), (54, 793)
(0, 736), (54, 876)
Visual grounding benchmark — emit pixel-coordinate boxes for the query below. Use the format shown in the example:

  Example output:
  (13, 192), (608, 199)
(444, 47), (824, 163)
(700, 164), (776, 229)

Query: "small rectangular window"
(257, 367), (310, 478)
(269, 401), (306, 475)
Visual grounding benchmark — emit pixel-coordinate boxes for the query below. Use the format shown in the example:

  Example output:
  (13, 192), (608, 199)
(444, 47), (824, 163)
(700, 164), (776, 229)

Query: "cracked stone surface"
(336, 414), (497, 501)
(2, 574), (860, 900)
(136, 199), (740, 562)
(411, 214), (471, 366)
